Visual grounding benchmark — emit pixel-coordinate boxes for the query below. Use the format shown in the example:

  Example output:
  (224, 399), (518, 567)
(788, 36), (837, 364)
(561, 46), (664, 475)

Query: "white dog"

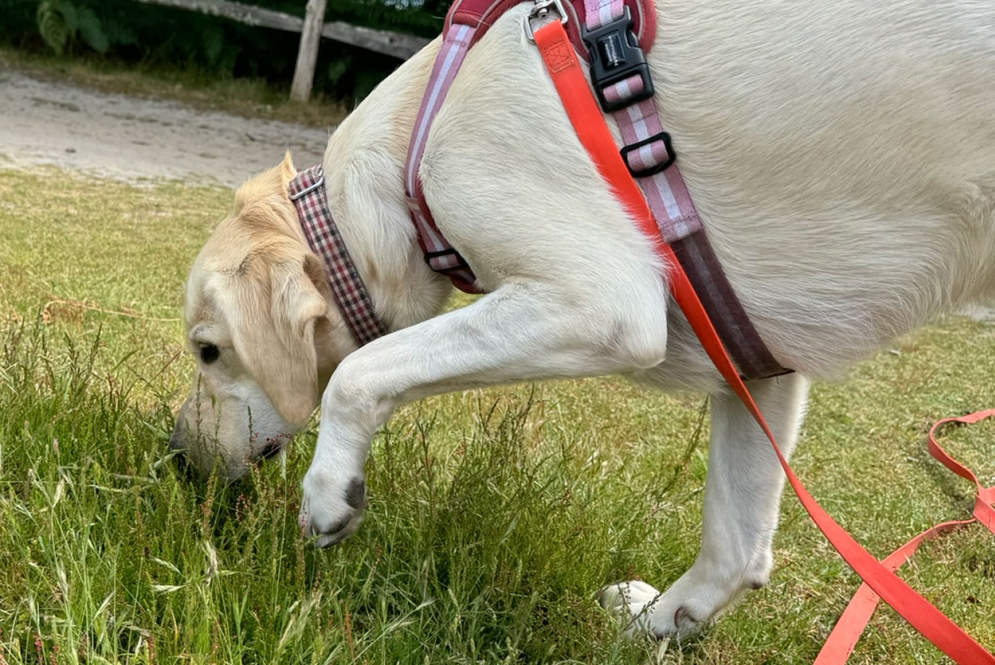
(169, 0), (995, 637)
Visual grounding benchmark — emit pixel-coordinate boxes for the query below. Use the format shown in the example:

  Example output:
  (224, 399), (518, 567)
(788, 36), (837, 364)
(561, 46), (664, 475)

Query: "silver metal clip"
(524, 0), (568, 43)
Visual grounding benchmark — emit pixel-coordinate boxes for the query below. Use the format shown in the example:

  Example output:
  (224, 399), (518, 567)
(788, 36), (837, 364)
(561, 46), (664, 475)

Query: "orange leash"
(532, 19), (995, 664)
(815, 409), (995, 663)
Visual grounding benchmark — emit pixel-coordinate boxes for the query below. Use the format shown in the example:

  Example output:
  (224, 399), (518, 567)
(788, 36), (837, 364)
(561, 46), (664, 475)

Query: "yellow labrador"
(171, 0), (995, 637)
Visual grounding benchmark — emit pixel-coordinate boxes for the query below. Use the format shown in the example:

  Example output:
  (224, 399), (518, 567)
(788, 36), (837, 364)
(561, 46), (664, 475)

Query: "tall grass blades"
(0, 323), (655, 664)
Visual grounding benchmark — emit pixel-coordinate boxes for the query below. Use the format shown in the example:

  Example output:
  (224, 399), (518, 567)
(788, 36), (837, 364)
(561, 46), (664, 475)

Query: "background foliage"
(0, 0), (448, 101)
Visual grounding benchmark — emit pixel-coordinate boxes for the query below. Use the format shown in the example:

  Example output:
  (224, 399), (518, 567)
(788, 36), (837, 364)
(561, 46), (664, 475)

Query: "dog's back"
(414, 0), (995, 380)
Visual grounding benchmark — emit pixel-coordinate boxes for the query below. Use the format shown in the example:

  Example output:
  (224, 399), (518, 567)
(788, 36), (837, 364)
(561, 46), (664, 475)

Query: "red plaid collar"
(288, 165), (387, 346)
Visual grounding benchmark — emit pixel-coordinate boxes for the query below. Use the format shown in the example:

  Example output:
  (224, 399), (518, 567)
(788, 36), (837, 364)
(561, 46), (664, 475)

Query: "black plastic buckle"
(620, 131), (675, 177)
(581, 6), (654, 113)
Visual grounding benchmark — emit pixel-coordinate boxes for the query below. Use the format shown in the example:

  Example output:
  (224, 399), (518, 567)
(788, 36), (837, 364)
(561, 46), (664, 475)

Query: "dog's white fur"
(173, 0), (995, 636)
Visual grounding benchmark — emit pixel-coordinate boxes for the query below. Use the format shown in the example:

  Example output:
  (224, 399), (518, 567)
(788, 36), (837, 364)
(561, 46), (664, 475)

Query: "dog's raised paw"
(298, 469), (367, 547)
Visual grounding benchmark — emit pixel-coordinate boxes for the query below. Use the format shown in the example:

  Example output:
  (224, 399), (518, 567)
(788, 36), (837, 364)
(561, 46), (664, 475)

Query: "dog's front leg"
(602, 372), (809, 636)
(299, 281), (668, 546)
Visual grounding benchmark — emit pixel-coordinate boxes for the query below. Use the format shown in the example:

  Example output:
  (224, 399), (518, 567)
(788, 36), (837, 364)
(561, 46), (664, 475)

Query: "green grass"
(0, 165), (993, 664)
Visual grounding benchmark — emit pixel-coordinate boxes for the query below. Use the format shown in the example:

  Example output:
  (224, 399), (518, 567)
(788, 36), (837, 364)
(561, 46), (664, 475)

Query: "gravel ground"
(0, 69), (330, 187)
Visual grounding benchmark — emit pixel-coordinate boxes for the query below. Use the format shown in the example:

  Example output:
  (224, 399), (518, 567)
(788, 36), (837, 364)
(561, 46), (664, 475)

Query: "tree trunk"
(290, 0), (328, 102)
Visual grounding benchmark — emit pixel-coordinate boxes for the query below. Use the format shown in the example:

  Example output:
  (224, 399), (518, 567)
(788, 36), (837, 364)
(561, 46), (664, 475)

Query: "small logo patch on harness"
(543, 40), (575, 73)
(597, 32), (626, 69)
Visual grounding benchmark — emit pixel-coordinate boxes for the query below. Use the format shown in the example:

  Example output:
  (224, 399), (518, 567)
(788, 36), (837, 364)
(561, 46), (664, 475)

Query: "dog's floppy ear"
(231, 254), (328, 427)
(280, 150), (297, 187)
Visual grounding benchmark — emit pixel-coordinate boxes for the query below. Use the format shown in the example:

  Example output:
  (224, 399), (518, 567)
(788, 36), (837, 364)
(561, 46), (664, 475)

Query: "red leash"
(815, 409), (995, 663)
(532, 19), (995, 664)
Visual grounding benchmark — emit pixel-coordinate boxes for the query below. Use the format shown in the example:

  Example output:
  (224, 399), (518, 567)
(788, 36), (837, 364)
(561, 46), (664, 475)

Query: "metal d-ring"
(524, 0), (568, 43)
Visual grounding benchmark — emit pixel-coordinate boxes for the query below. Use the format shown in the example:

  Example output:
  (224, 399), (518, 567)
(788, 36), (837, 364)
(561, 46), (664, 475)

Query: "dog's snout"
(171, 447), (195, 480)
(169, 433), (183, 451)
(169, 426), (185, 451)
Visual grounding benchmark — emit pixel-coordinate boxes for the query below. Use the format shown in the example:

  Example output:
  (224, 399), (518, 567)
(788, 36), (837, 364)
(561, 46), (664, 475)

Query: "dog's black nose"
(168, 425), (195, 479)
(169, 425), (185, 451)
(260, 440), (283, 459)
(169, 444), (194, 480)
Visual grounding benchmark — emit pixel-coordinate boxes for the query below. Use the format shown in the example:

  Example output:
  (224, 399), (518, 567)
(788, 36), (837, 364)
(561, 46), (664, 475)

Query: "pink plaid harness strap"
(405, 0), (788, 380)
(289, 165), (387, 346)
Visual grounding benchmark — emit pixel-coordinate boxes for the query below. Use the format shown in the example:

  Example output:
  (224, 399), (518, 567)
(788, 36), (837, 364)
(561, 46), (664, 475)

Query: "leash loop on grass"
(531, 19), (995, 664)
(815, 409), (995, 664)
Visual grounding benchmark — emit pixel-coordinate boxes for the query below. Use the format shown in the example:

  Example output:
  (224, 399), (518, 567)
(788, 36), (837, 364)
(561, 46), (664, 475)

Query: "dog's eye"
(199, 344), (220, 364)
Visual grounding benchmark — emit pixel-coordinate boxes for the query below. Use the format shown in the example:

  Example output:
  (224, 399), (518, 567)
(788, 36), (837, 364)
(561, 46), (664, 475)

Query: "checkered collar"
(288, 165), (387, 346)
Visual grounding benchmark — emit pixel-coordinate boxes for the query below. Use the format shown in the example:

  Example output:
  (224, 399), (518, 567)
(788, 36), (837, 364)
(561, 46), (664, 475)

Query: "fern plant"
(36, 0), (108, 54)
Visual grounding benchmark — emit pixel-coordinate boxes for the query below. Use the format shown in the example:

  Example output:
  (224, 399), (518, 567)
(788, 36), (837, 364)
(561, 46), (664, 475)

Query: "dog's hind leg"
(602, 371), (809, 637)
(298, 277), (670, 546)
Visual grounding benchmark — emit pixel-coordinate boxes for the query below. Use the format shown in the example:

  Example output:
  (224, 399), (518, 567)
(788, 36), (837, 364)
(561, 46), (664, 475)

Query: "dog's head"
(170, 155), (353, 480)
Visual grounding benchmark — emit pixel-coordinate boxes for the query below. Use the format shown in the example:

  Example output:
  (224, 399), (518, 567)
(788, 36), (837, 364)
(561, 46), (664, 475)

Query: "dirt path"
(0, 69), (330, 188)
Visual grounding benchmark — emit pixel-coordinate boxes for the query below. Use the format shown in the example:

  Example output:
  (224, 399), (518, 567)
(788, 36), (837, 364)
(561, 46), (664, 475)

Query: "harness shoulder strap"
(406, 0), (785, 378)
(574, 0), (784, 379)
(404, 0), (654, 296)
(403, 23), (480, 293)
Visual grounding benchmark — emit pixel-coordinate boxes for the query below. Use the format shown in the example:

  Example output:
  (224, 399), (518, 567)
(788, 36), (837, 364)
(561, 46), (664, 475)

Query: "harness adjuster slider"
(581, 7), (654, 113)
(288, 170), (326, 201)
(425, 248), (471, 273)
(621, 131), (675, 177)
